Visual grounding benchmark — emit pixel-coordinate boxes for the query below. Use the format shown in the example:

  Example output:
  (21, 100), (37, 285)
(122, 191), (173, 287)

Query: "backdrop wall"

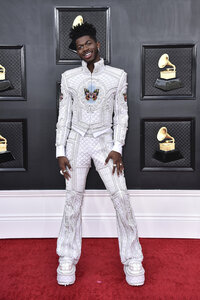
(1, 0), (200, 190)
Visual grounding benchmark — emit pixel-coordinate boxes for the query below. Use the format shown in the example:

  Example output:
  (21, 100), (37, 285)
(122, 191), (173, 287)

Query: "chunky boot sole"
(57, 264), (76, 286)
(124, 265), (145, 286)
(125, 273), (145, 286)
(57, 273), (75, 286)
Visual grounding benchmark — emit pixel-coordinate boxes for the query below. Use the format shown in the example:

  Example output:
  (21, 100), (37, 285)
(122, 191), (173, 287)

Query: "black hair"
(69, 22), (97, 51)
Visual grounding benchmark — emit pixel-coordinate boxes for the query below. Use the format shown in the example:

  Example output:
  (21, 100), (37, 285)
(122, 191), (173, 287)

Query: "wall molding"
(0, 189), (199, 239)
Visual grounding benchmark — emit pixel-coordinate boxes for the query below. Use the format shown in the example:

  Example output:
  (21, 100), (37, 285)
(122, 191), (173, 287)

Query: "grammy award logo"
(0, 135), (7, 152)
(154, 54), (183, 91)
(0, 134), (15, 163)
(0, 65), (5, 80)
(153, 127), (183, 163)
(157, 127), (175, 152)
(0, 64), (13, 92)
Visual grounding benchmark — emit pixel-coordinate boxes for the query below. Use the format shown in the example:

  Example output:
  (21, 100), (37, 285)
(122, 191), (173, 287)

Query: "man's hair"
(69, 22), (97, 51)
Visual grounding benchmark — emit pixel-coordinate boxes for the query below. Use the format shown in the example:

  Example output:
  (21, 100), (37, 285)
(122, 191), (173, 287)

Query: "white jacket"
(55, 57), (129, 157)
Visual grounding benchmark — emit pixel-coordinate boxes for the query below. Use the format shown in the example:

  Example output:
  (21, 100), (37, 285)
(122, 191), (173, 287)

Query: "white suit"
(55, 58), (144, 267)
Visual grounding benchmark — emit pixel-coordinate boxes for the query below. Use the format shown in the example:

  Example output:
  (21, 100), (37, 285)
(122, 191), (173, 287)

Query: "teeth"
(85, 52), (91, 57)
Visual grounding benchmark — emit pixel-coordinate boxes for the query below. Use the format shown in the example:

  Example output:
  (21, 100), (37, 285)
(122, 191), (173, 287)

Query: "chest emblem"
(59, 93), (63, 102)
(84, 83), (99, 103)
(123, 93), (127, 102)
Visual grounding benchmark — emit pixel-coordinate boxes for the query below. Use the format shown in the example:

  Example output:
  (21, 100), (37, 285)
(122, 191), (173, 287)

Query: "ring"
(60, 169), (67, 175)
(120, 163), (123, 166)
(113, 164), (117, 167)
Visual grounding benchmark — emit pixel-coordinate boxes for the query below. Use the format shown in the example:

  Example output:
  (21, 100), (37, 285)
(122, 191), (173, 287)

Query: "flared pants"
(56, 130), (144, 266)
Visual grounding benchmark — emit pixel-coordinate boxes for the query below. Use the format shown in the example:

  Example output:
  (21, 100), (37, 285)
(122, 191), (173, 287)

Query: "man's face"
(76, 35), (100, 63)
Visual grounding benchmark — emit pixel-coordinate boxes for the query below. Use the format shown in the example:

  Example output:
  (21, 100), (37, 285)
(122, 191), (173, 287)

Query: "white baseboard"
(0, 190), (199, 239)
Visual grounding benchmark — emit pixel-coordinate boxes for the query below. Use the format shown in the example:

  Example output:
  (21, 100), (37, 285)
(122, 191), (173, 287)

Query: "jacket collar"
(82, 57), (105, 74)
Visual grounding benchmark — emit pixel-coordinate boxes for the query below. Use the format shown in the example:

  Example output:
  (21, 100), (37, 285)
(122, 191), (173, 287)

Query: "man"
(55, 16), (145, 286)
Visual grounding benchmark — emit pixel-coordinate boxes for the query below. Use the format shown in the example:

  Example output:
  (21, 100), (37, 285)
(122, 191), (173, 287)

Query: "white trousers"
(56, 130), (144, 266)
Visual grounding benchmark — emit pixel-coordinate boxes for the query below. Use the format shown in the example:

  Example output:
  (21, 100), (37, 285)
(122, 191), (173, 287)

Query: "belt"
(85, 128), (94, 137)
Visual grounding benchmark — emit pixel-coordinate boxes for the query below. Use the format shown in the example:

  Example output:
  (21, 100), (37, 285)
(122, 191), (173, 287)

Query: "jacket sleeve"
(112, 71), (129, 155)
(55, 73), (73, 158)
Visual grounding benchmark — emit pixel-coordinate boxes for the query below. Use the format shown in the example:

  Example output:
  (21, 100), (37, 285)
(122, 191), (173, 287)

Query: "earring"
(97, 47), (100, 52)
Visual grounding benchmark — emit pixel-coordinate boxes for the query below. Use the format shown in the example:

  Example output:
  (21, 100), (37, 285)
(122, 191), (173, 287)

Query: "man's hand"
(105, 151), (124, 176)
(57, 156), (72, 181)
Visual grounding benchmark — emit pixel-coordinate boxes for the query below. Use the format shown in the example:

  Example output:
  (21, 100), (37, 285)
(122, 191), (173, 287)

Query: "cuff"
(56, 145), (66, 158)
(112, 142), (123, 155)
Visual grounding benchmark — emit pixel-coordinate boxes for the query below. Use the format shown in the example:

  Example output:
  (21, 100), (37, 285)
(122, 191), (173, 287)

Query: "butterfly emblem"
(84, 88), (99, 101)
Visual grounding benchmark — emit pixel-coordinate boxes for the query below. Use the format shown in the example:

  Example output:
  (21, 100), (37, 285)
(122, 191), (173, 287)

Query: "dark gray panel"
(141, 119), (195, 170)
(55, 6), (110, 64)
(0, 46), (26, 100)
(0, 119), (27, 171)
(141, 44), (196, 99)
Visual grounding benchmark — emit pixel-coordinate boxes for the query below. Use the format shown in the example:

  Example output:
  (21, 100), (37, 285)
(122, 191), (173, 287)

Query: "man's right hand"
(57, 156), (72, 181)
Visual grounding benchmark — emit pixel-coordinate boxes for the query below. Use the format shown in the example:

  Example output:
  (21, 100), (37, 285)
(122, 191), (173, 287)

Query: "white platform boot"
(57, 261), (76, 286)
(124, 262), (145, 286)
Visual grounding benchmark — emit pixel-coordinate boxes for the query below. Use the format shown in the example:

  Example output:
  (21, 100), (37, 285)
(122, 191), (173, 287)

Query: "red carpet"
(0, 238), (199, 300)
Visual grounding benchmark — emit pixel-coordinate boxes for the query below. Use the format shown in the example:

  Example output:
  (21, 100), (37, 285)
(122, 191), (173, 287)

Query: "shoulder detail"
(62, 67), (82, 78)
(105, 65), (126, 78)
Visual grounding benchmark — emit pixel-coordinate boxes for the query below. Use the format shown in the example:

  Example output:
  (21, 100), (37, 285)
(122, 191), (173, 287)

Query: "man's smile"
(84, 51), (92, 59)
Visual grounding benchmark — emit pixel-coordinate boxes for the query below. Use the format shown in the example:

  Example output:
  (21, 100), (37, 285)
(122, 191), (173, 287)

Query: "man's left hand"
(105, 151), (124, 175)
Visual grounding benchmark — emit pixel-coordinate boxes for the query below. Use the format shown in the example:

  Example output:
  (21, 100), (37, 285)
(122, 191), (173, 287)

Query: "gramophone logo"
(0, 64), (13, 91)
(153, 127), (183, 163)
(154, 54), (183, 91)
(0, 135), (7, 152)
(0, 134), (15, 163)
(157, 127), (175, 152)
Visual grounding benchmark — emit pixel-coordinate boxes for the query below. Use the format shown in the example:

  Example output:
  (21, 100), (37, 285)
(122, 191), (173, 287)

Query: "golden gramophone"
(0, 65), (5, 80)
(154, 53), (183, 91)
(0, 135), (7, 152)
(159, 54), (176, 80)
(157, 127), (175, 152)
(0, 134), (15, 163)
(0, 64), (13, 91)
(153, 126), (183, 163)
(72, 15), (84, 28)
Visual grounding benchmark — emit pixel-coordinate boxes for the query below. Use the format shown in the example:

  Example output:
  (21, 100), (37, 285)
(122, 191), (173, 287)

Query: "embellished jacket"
(55, 57), (129, 157)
